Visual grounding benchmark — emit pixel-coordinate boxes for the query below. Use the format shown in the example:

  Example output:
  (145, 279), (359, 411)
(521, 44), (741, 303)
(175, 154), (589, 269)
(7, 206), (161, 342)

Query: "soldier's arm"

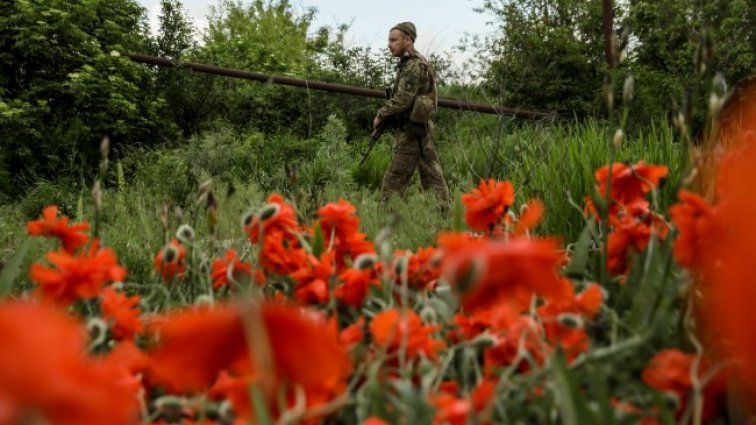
(376, 63), (422, 120)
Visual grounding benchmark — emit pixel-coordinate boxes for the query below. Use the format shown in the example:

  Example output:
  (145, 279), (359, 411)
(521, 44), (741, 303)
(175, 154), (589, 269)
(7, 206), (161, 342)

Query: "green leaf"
(0, 239), (31, 297)
(552, 350), (598, 425)
(312, 220), (324, 258)
(452, 194), (464, 231)
(564, 220), (595, 279)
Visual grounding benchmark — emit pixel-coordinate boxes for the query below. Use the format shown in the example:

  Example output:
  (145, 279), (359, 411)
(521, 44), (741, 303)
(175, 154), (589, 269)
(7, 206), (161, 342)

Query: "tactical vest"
(409, 54), (438, 123)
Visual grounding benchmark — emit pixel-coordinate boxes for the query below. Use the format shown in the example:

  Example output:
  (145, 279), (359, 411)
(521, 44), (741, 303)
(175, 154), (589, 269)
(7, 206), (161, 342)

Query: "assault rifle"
(361, 87), (394, 166)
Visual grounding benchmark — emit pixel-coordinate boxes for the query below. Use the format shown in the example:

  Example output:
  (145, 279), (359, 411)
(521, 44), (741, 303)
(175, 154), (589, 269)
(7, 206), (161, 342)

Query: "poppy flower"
(340, 316), (366, 351)
(363, 417), (390, 425)
(596, 162), (668, 207)
(211, 248), (264, 289)
(699, 134), (756, 407)
(100, 286), (143, 340)
(369, 308), (445, 360)
(430, 391), (470, 425)
(26, 205), (90, 253)
(147, 303), (351, 398)
(318, 199), (375, 266)
(441, 236), (565, 312)
(30, 241), (127, 306)
(336, 267), (378, 309)
(318, 199), (360, 242)
(461, 179), (515, 232)
(642, 349), (725, 421)
(154, 239), (186, 282)
(514, 199), (545, 235)
(0, 301), (139, 425)
(668, 190), (720, 270)
(605, 215), (652, 275)
(185, 304), (352, 423)
(258, 231), (307, 276)
(244, 194), (299, 244)
(291, 251), (335, 305)
(393, 246), (442, 291)
(483, 315), (544, 374)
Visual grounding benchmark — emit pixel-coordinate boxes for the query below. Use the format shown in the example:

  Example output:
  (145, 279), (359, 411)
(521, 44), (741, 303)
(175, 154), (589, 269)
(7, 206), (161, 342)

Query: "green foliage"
(478, 0), (606, 117)
(0, 0), (176, 197)
(473, 0), (756, 128)
(625, 0), (756, 137)
(438, 117), (681, 241)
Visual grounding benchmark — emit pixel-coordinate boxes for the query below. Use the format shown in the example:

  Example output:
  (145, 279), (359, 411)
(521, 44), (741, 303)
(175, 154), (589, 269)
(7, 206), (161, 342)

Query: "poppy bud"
(259, 203), (280, 221)
(556, 313), (584, 329)
(613, 129), (624, 150)
(163, 243), (179, 264)
(355, 253), (379, 271)
(242, 209), (255, 227)
(622, 75), (634, 104)
(176, 224), (195, 243)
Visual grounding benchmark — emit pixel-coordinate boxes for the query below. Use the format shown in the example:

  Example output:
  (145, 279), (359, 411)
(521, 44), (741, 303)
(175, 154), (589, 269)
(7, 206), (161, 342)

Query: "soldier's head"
(388, 22), (416, 57)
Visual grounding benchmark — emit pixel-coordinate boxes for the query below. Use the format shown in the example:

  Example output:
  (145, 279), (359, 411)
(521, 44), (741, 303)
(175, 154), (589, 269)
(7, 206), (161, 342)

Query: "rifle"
(360, 87), (394, 165)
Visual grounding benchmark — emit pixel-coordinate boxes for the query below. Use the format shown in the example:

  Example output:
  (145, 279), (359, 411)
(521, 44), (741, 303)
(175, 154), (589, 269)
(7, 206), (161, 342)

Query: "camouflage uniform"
(376, 48), (451, 206)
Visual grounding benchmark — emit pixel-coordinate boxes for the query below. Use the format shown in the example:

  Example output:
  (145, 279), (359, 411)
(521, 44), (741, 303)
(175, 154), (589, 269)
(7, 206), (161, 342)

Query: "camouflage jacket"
(376, 50), (437, 122)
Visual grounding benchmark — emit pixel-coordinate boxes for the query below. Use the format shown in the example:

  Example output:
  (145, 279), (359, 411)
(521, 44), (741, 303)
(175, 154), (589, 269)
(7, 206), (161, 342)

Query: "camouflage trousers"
(381, 121), (451, 206)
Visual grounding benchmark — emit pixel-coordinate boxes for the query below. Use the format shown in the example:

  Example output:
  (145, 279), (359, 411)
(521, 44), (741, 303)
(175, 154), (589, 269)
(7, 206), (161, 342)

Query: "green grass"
(0, 118), (684, 288)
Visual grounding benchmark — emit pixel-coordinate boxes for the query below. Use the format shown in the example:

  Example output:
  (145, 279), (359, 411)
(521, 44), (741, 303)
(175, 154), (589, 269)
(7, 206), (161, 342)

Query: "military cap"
(391, 22), (417, 41)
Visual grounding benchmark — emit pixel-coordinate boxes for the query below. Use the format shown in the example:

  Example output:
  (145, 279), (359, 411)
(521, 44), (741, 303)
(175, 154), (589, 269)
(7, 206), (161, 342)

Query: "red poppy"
(450, 303), (520, 343)
(363, 417), (391, 425)
(483, 315), (545, 374)
(154, 239), (186, 282)
(605, 205), (668, 276)
(595, 161), (668, 208)
(147, 303), (351, 401)
(0, 301), (139, 425)
(318, 199), (360, 242)
(441, 235), (566, 312)
(514, 199), (545, 235)
(642, 349), (725, 421)
(291, 251), (335, 305)
(669, 190), (720, 270)
(318, 199), (375, 266)
(340, 316), (366, 351)
(369, 308), (445, 360)
(430, 391), (471, 425)
(393, 246), (442, 290)
(336, 267), (378, 309)
(535, 282), (603, 362)
(611, 398), (659, 425)
(244, 194), (299, 244)
(462, 179), (515, 232)
(26, 205), (90, 253)
(211, 248), (264, 289)
(30, 241), (127, 306)
(100, 286), (143, 340)
(700, 137), (756, 407)
(258, 231), (307, 276)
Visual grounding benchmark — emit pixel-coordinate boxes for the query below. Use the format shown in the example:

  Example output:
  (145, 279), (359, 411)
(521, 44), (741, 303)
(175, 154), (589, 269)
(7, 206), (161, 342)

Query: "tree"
(478, 0), (607, 118)
(0, 0), (175, 196)
(626, 0), (756, 134)
(153, 0), (209, 137)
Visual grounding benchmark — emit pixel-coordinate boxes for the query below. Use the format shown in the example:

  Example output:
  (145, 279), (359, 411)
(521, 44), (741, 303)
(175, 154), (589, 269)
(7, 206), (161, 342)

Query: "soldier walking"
(373, 22), (451, 208)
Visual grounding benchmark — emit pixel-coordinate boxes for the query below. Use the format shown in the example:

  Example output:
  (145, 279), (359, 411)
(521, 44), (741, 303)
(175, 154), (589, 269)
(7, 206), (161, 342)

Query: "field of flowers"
(2, 96), (756, 425)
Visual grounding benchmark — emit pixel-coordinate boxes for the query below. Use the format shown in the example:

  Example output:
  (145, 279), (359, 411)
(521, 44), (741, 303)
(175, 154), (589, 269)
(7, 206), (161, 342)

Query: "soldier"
(373, 22), (451, 208)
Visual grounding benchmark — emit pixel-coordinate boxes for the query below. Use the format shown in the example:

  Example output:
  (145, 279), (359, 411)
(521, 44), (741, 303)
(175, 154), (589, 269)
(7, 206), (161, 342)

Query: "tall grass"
(0, 118), (684, 286)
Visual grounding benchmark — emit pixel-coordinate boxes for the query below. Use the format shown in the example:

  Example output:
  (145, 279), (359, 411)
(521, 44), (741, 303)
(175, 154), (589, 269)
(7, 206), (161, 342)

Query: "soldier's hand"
(373, 116), (382, 129)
